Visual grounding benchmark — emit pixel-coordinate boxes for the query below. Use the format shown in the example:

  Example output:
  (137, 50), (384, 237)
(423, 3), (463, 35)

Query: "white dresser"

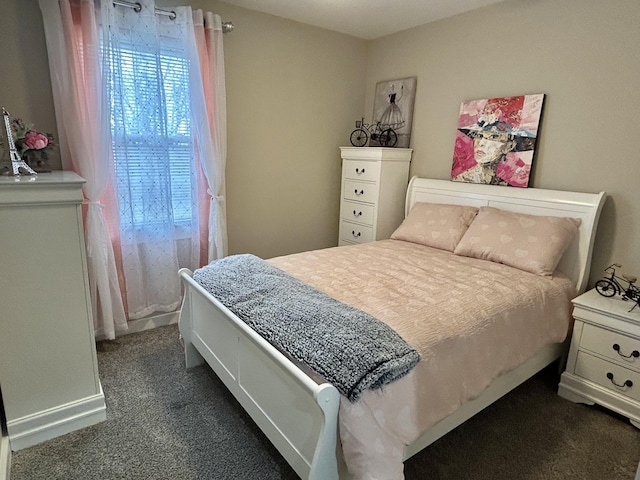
(558, 289), (640, 428)
(0, 171), (106, 450)
(338, 147), (412, 246)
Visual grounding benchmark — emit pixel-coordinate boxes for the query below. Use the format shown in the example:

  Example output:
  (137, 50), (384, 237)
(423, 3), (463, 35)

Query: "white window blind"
(105, 33), (195, 238)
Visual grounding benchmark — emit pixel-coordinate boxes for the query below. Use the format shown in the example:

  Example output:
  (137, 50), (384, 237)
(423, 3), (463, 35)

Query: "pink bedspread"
(269, 239), (575, 480)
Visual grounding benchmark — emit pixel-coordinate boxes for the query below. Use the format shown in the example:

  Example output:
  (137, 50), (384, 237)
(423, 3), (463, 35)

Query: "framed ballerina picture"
(370, 76), (416, 148)
(451, 94), (545, 187)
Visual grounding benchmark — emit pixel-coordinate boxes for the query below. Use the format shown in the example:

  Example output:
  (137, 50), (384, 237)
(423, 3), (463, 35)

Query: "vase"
(24, 151), (52, 173)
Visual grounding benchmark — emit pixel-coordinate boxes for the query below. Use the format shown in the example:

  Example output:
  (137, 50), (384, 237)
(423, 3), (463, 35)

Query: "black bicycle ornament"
(595, 263), (640, 311)
(349, 117), (398, 147)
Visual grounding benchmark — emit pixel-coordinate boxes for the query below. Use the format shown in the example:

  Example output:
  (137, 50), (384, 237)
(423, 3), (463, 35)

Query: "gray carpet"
(10, 324), (640, 479)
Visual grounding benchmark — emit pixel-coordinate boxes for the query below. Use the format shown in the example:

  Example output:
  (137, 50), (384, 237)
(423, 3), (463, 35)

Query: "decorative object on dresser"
(349, 117), (398, 147)
(1, 108), (36, 176)
(338, 146), (412, 246)
(370, 76), (416, 148)
(1, 108), (54, 175)
(595, 263), (640, 308)
(0, 172), (106, 450)
(558, 289), (640, 429)
(451, 94), (544, 187)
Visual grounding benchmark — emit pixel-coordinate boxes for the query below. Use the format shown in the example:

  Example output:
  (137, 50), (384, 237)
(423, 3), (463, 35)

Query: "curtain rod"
(112, 0), (234, 33)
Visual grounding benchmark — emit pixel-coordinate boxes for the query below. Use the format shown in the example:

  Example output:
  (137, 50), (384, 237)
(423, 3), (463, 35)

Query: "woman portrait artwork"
(451, 94), (544, 187)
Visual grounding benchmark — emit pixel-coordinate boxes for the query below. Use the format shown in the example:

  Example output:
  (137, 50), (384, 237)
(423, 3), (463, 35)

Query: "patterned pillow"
(453, 206), (581, 276)
(391, 202), (479, 252)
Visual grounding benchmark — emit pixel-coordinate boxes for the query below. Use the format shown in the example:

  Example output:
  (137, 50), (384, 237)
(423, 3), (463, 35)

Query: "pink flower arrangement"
(23, 130), (49, 150)
(0, 116), (56, 172)
(7, 117), (55, 158)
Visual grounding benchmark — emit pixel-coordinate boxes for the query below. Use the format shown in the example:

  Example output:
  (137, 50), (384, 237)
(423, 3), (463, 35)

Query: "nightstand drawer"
(342, 161), (381, 182)
(344, 179), (378, 204)
(581, 323), (640, 369)
(575, 352), (640, 402)
(340, 221), (374, 244)
(340, 200), (375, 226)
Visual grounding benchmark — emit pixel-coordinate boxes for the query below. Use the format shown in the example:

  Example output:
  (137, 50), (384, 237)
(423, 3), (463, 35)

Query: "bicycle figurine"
(595, 263), (640, 301)
(349, 117), (398, 147)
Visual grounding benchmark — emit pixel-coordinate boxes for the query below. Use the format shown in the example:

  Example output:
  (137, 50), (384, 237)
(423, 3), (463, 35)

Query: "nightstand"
(558, 289), (640, 428)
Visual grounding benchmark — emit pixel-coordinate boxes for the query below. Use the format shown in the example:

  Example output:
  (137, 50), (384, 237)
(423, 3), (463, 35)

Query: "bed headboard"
(405, 177), (606, 294)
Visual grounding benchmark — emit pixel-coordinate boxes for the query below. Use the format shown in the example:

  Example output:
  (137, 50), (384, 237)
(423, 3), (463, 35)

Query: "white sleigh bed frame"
(178, 177), (606, 479)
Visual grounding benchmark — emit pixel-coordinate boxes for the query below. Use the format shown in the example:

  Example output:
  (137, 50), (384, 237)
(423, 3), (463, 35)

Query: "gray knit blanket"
(192, 254), (421, 402)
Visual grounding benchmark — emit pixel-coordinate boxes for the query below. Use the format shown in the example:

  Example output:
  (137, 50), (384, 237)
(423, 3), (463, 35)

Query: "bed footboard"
(178, 268), (342, 480)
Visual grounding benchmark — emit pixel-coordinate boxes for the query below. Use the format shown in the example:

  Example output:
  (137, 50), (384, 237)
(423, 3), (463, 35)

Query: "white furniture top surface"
(340, 146), (413, 161)
(0, 170), (84, 186)
(573, 289), (640, 326)
(0, 171), (85, 205)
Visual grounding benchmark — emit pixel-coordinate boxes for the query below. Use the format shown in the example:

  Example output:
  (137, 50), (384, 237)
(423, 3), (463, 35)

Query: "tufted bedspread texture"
(269, 239), (575, 480)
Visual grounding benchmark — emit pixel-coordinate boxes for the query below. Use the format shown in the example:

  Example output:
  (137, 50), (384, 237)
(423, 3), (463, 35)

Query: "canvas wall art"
(370, 77), (416, 148)
(450, 94), (545, 187)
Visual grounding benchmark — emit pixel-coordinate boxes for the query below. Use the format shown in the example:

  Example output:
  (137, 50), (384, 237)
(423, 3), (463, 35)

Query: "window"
(105, 33), (196, 238)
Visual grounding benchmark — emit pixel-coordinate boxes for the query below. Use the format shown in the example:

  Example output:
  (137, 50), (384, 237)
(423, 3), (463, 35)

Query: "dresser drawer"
(340, 200), (375, 226)
(575, 351), (640, 402)
(344, 179), (378, 204)
(581, 323), (640, 370)
(342, 161), (381, 182)
(340, 221), (374, 244)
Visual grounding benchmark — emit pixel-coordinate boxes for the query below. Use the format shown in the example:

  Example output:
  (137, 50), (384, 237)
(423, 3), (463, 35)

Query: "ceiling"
(219, 0), (508, 40)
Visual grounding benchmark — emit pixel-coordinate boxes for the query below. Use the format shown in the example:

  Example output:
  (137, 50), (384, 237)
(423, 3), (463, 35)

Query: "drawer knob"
(351, 230), (361, 238)
(606, 372), (633, 388)
(612, 343), (640, 359)
(353, 210), (362, 217)
(355, 168), (365, 175)
(354, 189), (364, 196)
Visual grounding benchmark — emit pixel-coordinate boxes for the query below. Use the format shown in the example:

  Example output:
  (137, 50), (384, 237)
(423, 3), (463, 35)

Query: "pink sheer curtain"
(39, 0), (127, 340)
(191, 10), (228, 262)
(39, 0), (228, 337)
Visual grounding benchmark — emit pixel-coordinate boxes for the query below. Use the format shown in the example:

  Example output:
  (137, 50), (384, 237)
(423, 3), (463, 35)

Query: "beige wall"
(0, 0), (58, 168)
(3, 0), (639, 286)
(365, 0), (640, 286)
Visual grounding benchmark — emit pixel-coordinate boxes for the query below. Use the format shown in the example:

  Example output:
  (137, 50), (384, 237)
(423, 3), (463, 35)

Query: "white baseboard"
(124, 311), (179, 336)
(0, 435), (10, 480)
(7, 386), (106, 451)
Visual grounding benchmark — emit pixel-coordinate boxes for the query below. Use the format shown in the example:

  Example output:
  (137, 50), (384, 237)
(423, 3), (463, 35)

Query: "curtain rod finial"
(222, 21), (234, 34)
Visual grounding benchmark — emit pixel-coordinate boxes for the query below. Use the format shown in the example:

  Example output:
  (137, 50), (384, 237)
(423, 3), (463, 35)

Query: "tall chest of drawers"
(338, 147), (412, 246)
(0, 172), (106, 450)
(558, 289), (640, 428)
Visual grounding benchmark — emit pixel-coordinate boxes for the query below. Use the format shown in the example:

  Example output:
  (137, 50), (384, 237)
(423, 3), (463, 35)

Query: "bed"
(178, 177), (606, 479)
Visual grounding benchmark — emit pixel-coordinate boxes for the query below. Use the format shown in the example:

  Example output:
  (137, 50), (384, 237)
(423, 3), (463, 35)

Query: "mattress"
(269, 239), (575, 479)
